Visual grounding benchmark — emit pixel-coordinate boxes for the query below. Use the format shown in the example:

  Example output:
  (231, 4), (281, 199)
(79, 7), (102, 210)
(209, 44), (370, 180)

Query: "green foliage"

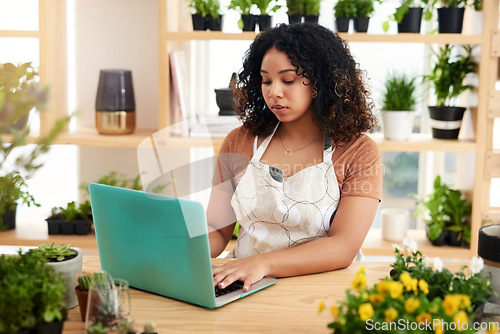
(286, 0), (305, 15)
(424, 44), (477, 107)
(48, 200), (92, 221)
(253, 0), (281, 14)
(228, 0), (254, 14)
(304, 0), (321, 15)
(0, 62), (72, 229)
(355, 0), (375, 17)
(382, 0), (434, 32)
(188, 0), (221, 19)
(381, 71), (418, 111)
(0, 250), (66, 333)
(334, 0), (356, 18)
(414, 175), (472, 242)
(77, 271), (110, 291)
(31, 242), (76, 262)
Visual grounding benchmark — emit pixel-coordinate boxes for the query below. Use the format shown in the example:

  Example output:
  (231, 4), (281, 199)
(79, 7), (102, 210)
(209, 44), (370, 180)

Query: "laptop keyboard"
(214, 280), (244, 297)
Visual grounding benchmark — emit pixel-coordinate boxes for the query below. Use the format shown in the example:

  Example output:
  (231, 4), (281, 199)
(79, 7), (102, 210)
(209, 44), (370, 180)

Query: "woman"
(206, 23), (382, 292)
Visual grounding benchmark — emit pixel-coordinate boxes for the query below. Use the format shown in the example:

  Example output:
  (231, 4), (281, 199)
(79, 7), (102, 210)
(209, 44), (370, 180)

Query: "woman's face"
(260, 47), (314, 124)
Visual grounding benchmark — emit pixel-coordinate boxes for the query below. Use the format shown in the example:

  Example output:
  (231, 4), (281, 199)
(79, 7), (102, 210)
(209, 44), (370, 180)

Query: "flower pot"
(381, 208), (409, 242)
(75, 285), (89, 321)
(303, 15), (319, 24)
(207, 15), (223, 31)
(35, 320), (65, 334)
(446, 230), (463, 246)
(46, 219), (62, 235)
(381, 111), (414, 141)
(288, 14), (302, 24)
(335, 17), (350, 33)
(426, 227), (447, 246)
(74, 220), (92, 235)
(47, 248), (83, 309)
(1, 204), (16, 231)
(397, 7), (422, 33)
(214, 88), (236, 116)
(60, 221), (75, 235)
(241, 14), (256, 32)
(428, 106), (466, 140)
(353, 17), (369, 33)
(257, 15), (272, 31)
(191, 14), (206, 30)
(478, 225), (500, 304)
(437, 7), (465, 34)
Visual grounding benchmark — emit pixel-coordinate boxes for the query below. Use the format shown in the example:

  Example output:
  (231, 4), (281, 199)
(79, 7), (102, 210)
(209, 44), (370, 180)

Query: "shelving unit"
(156, 0), (500, 258)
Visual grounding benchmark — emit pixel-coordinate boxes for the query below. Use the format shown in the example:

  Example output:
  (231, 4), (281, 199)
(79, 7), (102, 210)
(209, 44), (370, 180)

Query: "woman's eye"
(262, 81), (271, 85)
(284, 80), (294, 85)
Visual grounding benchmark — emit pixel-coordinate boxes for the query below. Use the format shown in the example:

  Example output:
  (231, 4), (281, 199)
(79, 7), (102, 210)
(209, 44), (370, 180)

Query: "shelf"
(165, 31), (484, 45)
(362, 228), (474, 259)
(369, 132), (476, 152)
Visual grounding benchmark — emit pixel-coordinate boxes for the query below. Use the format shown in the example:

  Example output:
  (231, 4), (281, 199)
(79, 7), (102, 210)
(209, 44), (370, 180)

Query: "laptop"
(88, 183), (278, 309)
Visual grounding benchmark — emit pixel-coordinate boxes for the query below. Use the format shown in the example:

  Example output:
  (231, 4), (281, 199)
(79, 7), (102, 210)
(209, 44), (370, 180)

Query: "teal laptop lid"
(88, 183), (277, 309)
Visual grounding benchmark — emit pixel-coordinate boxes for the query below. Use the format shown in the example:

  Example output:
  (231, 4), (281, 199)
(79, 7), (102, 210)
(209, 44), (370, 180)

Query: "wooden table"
(61, 256), (398, 333)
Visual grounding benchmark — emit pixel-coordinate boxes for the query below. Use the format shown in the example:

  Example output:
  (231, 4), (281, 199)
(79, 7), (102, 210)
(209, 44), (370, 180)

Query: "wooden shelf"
(362, 228), (474, 259)
(369, 132), (477, 152)
(165, 31), (484, 45)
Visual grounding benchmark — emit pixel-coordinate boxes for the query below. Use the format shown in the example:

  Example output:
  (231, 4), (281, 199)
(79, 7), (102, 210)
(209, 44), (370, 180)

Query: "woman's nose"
(269, 82), (283, 99)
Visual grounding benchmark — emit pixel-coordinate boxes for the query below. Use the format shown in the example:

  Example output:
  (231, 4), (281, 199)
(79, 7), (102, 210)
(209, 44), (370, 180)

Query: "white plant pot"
(47, 247), (83, 309)
(381, 208), (410, 242)
(381, 110), (414, 141)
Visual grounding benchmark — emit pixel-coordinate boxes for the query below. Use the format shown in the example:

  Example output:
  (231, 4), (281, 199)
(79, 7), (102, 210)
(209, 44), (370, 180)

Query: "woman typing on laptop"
(206, 23), (382, 293)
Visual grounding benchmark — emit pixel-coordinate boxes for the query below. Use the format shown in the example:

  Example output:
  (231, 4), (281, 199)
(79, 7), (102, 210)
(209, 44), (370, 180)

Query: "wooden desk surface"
(61, 256), (399, 334)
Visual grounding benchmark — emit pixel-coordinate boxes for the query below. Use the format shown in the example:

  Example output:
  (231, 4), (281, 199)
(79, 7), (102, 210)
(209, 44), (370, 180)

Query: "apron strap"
(252, 123), (280, 162)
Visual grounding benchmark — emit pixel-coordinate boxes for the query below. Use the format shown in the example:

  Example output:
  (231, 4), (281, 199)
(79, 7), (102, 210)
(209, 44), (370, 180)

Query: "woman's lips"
(272, 104), (287, 113)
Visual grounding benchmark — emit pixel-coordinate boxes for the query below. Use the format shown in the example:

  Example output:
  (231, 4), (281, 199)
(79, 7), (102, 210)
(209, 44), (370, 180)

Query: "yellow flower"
(456, 294), (471, 310)
(443, 295), (460, 316)
(352, 267), (367, 291)
(318, 300), (326, 314)
(487, 322), (499, 334)
(416, 313), (432, 326)
(400, 272), (418, 293)
(388, 281), (404, 299)
(369, 293), (384, 304)
(453, 311), (468, 332)
(418, 279), (429, 294)
(385, 307), (398, 323)
(330, 305), (339, 318)
(404, 297), (420, 313)
(358, 303), (374, 321)
(434, 319), (445, 334)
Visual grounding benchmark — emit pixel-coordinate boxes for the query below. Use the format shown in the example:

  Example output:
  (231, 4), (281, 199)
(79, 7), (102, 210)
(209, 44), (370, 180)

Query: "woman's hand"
(212, 255), (270, 292)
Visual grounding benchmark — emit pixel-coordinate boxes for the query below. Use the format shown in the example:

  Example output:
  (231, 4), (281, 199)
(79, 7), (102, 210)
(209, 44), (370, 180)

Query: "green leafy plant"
(0, 250), (67, 333)
(414, 175), (472, 243)
(286, 0), (305, 15)
(381, 72), (418, 111)
(304, 0), (321, 15)
(382, 0), (434, 32)
(31, 242), (77, 262)
(320, 241), (494, 334)
(334, 0), (357, 18)
(424, 44), (477, 107)
(253, 0), (281, 14)
(355, 0), (375, 18)
(229, 0), (255, 15)
(188, 0), (221, 20)
(438, 0), (481, 8)
(0, 62), (72, 230)
(48, 200), (92, 221)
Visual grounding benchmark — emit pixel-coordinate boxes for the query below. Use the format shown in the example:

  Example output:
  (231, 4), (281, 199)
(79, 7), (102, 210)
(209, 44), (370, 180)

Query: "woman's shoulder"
(220, 125), (254, 157)
(332, 134), (380, 162)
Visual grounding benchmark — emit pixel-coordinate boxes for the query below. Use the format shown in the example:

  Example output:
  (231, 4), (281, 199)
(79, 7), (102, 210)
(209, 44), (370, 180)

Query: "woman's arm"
(212, 195), (379, 291)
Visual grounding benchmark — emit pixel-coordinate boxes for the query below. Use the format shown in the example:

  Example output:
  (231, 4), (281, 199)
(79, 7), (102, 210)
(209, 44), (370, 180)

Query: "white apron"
(229, 124), (341, 258)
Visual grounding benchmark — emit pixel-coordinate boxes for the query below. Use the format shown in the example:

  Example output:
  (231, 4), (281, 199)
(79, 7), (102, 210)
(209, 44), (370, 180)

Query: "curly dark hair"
(233, 22), (378, 144)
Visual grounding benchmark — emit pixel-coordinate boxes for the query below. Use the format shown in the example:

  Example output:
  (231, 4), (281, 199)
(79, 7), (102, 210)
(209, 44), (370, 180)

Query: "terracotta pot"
(75, 285), (89, 321)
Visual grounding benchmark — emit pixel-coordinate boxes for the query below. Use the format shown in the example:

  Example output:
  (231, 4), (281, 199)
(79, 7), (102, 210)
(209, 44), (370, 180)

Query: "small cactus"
(77, 271), (110, 291)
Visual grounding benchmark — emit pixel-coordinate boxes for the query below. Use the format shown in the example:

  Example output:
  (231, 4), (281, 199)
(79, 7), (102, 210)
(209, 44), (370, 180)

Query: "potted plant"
(286, 0), (305, 24)
(0, 250), (67, 333)
(379, 71), (418, 141)
(253, 0), (281, 31)
(75, 271), (111, 321)
(229, 0), (256, 31)
(333, 0), (356, 32)
(353, 0), (374, 32)
(0, 62), (71, 232)
(382, 0), (434, 33)
(188, 0), (223, 31)
(436, 0), (482, 33)
(424, 44), (477, 139)
(31, 242), (83, 309)
(304, 0), (321, 23)
(414, 175), (472, 246)
(46, 200), (93, 235)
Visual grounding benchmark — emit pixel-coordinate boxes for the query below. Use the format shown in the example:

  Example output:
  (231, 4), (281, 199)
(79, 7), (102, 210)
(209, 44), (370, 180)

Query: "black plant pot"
(335, 17), (350, 32)
(397, 7), (423, 33)
(35, 320), (64, 334)
(288, 14), (302, 25)
(74, 220), (92, 235)
(428, 229), (448, 246)
(257, 15), (272, 31)
(1, 204), (16, 231)
(207, 15), (223, 31)
(241, 14), (256, 31)
(60, 222), (75, 235)
(437, 7), (465, 34)
(428, 106), (466, 140)
(354, 17), (369, 33)
(304, 15), (319, 24)
(447, 230), (464, 247)
(47, 219), (62, 235)
(191, 14), (206, 31)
